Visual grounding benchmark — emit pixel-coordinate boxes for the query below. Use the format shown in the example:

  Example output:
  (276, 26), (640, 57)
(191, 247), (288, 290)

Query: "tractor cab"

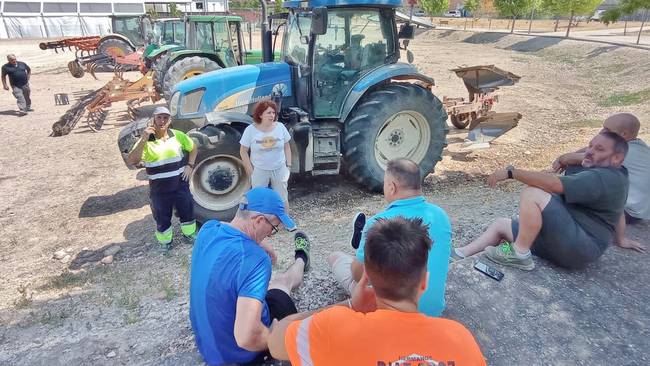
(110, 15), (153, 48)
(278, 4), (402, 118)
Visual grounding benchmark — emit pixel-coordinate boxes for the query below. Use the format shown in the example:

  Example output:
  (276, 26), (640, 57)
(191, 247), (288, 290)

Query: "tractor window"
(113, 17), (143, 45)
(195, 22), (215, 51)
(312, 8), (394, 117)
(173, 21), (186, 44)
(282, 12), (311, 65)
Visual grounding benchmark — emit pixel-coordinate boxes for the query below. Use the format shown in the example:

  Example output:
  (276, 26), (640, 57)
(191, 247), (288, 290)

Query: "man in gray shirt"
(553, 113), (648, 253)
(452, 131), (629, 270)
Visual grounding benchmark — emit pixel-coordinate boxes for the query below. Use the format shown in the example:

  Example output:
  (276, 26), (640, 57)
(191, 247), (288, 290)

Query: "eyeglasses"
(256, 215), (279, 236)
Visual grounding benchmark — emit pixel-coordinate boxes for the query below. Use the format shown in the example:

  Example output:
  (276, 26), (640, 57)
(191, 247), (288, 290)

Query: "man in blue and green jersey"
(127, 106), (198, 249)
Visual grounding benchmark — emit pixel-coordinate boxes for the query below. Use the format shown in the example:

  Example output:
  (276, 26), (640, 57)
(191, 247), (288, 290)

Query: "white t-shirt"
(623, 139), (650, 219)
(240, 122), (291, 170)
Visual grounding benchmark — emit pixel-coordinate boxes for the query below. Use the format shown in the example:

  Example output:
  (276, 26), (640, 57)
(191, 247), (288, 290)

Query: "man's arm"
(1, 68), (8, 90)
(351, 258), (364, 282)
(268, 311), (314, 360)
(233, 297), (271, 352)
(488, 168), (564, 194)
(614, 213), (647, 253)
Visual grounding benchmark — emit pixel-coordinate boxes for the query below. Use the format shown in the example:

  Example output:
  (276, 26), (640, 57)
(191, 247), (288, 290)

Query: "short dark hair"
(252, 100), (278, 124)
(364, 217), (432, 302)
(600, 130), (629, 157)
(386, 158), (421, 190)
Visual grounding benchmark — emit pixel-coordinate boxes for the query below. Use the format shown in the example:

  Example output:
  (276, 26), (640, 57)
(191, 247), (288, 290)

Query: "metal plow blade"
(451, 65), (521, 95)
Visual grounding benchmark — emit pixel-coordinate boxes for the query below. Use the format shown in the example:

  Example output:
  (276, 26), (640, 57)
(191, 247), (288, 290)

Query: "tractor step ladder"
(312, 128), (341, 176)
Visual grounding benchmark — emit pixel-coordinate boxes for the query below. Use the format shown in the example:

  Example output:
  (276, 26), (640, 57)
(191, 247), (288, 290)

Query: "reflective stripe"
(180, 220), (197, 236)
(147, 166), (185, 180)
(296, 316), (314, 366)
(155, 227), (173, 244)
(144, 155), (183, 168)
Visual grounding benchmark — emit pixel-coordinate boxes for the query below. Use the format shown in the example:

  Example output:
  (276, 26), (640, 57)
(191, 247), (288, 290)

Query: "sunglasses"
(257, 215), (279, 235)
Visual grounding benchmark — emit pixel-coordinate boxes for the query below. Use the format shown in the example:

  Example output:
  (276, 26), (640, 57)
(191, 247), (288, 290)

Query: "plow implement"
(40, 37), (140, 79)
(51, 70), (160, 137)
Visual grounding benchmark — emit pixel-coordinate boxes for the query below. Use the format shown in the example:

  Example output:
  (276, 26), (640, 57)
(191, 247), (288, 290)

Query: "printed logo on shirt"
(377, 354), (455, 366)
(256, 136), (281, 149)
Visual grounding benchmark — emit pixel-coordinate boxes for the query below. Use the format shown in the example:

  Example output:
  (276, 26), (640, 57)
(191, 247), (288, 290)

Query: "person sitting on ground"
(240, 100), (293, 210)
(127, 106), (198, 250)
(328, 158), (452, 316)
(452, 131), (629, 270)
(189, 187), (311, 366)
(267, 217), (486, 366)
(552, 113), (648, 253)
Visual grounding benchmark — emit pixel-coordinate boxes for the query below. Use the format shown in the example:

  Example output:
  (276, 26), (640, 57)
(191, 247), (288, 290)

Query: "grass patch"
(560, 118), (602, 130)
(600, 89), (650, 107)
(159, 280), (179, 302)
(116, 290), (141, 310)
(13, 284), (32, 309)
(40, 309), (71, 327)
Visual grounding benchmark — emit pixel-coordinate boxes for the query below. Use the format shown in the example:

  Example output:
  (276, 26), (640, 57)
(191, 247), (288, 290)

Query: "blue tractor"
(120, 0), (448, 222)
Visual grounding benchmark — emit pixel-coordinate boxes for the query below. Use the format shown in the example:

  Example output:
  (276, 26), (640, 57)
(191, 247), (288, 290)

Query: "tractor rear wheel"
(343, 83), (448, 191)
(152, 54), (170, 96)
(162, 56), (221, 101)
(97, 38), (134, 58)
(189, 125), (250, 223)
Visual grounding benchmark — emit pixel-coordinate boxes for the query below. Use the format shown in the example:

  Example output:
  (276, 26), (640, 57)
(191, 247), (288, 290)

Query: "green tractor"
(150, 15), (268, 101)
(120, 0), (448, 222)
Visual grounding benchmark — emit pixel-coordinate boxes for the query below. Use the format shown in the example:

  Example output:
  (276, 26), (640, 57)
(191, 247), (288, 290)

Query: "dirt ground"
(1, 30), (649, 365)
(428, 16), (645, 33)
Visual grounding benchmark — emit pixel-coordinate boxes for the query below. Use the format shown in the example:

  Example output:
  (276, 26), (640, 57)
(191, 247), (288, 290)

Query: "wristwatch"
(506, 165), (515, 179)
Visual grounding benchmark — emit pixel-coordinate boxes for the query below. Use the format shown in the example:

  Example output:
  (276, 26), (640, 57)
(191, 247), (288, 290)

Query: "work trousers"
(12, 84), (31, 111)
(150, 183), (195, 244)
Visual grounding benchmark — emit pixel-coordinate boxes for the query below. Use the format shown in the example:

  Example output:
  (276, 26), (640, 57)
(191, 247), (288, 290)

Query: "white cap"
(153, 106), (171, 116)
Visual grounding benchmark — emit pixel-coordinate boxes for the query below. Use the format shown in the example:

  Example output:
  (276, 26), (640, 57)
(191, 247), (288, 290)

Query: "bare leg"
(268, 258), (305, 295)
(460, 218), (514, 256)
(513, 187), (551, 253)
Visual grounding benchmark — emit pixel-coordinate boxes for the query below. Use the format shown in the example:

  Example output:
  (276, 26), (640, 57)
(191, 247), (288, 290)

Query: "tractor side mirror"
(397, 23), (415, 39)
(311, 7), (328, 35)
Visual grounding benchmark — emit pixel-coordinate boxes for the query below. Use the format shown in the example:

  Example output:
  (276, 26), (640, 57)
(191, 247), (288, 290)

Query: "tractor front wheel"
(162, 56), (221, 101)
(343, 83), (448, 191)
(189, 125), (250, 223)
(450, 113), (471, 129)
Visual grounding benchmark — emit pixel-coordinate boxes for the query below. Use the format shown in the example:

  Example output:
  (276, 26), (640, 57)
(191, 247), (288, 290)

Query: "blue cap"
(241, 188), (296, 231)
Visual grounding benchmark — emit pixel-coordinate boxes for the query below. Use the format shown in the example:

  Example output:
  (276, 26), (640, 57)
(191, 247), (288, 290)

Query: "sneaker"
(349, 212), (366, 249)
(294, 231), (311, 271)
(18, 110), (27, 116)
(27, 107), (34, 112)
(481, 241), (535, 271)
(183, 232), (197, 243)
(159, 241), (172, 252)
(449, 248), (466, 263)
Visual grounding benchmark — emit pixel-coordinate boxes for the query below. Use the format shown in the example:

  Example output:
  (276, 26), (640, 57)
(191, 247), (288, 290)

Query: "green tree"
(169, 3), (183, 17)
(420, 0), (449, 16)
(464, 0), (480, 29)
(494, 0), (533, 33)
(602, 0), (650, 45)
(274, 0), (287, 14)
(542, 0), (600, 37)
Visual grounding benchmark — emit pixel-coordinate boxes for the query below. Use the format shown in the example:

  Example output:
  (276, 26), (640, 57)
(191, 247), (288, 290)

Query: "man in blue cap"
(189, 187), (310, 366)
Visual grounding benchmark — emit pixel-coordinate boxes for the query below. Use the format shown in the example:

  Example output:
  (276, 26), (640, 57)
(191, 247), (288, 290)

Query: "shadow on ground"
(0, 110), (27, 117)
(505, 36), (564, 52)
(587, 45), (620, 58)
(79, 185), (149, 218)
(463, 32), (509, 44)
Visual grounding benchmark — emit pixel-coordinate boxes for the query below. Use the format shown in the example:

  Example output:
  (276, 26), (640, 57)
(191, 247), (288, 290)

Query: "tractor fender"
(339, 63), (435, 123)
(168, 50), (226, 68)
(99, 34), (136, 50)
(145, 44), (184, 60)
(185, 112), (253, 149)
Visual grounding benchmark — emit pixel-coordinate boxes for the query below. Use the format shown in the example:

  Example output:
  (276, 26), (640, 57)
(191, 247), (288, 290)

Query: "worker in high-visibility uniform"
(127, 106), (198, 250)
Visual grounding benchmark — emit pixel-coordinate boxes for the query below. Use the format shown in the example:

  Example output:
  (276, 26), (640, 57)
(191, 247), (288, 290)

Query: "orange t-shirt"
(285, 306), (486, 366)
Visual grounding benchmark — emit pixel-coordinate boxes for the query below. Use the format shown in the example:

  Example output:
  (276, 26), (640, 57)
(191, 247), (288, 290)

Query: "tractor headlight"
(169, 91), (180, 117)
(181, 88), (205, 115)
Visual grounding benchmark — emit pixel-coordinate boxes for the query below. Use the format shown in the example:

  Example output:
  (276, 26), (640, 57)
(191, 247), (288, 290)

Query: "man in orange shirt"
(268, 217), (486, 366)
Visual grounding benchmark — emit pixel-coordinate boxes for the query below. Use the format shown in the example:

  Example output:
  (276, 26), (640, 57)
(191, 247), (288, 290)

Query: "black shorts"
(266, 289), (298, 321)
(240, 290), (297, 366)
(511, 195), (604, 269)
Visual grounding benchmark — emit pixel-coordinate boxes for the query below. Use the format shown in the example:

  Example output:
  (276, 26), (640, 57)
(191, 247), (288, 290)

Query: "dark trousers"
(150, 183), (194, 234)
(12, 84), (31, 111)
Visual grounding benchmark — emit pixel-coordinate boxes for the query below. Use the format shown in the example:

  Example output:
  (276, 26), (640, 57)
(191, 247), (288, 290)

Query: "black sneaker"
(294, 231), (311, 271)
(349, 212), (366, 249)
(27, 107), (34, 112)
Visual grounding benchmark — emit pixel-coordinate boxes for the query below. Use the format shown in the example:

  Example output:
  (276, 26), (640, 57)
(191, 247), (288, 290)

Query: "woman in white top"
(240, 100), (293, 207)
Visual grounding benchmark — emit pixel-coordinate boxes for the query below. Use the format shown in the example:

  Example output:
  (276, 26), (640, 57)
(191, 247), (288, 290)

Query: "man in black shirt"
(2, 54), (32, 115)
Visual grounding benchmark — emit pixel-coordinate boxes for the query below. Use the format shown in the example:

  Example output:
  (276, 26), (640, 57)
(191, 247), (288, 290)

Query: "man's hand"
(351, 272), (376, 313)
(552, 158), (566, 173)
(487, 169), (508, 187)
(181, 166), (193, 182)
(616, 238), (646, 253)
(3, 85), (8, 91)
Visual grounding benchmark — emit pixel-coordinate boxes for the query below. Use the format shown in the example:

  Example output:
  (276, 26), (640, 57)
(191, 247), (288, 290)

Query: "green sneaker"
(482, 241), (534, 271)
(294, 231), (311, 271)
(183, 232), (197, 243)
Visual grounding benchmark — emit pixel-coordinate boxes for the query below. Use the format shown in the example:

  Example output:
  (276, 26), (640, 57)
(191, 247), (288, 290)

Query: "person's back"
(285, 306), (485, 365)
(623, 139), (650, 220)
(357, 197), (452, 316)
(190, 220), (272, 365)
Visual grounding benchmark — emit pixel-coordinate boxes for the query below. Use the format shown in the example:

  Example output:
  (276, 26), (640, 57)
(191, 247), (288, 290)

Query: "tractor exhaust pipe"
(259, 0), (273, 62)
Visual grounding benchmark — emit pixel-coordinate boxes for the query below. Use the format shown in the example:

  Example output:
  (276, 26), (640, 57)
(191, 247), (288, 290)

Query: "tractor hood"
(172, 62), (292, 119)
